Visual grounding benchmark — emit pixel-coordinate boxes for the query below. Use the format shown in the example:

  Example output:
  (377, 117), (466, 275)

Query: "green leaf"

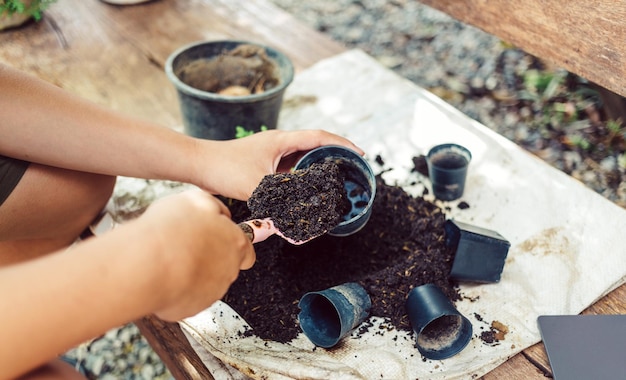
(234, 125), (269, 139)
(606, 119), (623, 134)
(0, 0), (57, 20)
(234, 126), (254, 139)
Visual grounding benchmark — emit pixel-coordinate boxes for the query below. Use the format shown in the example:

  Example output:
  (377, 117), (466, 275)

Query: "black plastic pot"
(298, 282), (371, 348)
(445, 219), (510, 283)
(426, 143), (472, 201)
(405, 284), (473, 360)
(295, 145), (376, 236)
(165, 40), (294, 140)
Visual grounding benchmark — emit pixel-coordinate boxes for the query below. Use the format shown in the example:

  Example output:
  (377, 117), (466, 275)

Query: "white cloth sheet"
(112, 49), (626, 379)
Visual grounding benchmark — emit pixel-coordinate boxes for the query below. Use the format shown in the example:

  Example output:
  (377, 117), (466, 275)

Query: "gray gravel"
(64, 0), (625, 378)
(268, 0), (625, 207)
(64, 324), (170, 380)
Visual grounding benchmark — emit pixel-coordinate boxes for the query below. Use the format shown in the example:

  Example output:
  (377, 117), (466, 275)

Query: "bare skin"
(0, 64), (364, 379)
(1, 190), (255, 380)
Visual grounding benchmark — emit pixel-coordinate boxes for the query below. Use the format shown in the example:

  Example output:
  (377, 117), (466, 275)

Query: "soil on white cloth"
(222, 160), (461, 344)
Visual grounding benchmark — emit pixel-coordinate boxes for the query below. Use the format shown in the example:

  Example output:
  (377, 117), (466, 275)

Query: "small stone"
(88, 356), (105, 376)
(485, 76), (498, 90)
(138, 346), (152, 363)
(600, 157), (617, 171)
(141, 364), (156, 379)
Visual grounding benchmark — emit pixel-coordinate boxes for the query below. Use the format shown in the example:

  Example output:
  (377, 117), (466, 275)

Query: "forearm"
(0, 64), (365, 200)
(0, 64), (208, 183)
(0, 221), (166, 379)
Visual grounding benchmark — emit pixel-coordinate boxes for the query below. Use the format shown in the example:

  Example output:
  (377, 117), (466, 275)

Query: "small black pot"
(295, 145), (376, 236)
(298, 282), (371, 348)
(445, 219), (511, 283)
(405, 284), (473, 360)
(426, 143), (472, 201)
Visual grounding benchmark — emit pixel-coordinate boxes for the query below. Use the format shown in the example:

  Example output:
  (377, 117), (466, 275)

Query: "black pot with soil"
(165, 40), (294, 140)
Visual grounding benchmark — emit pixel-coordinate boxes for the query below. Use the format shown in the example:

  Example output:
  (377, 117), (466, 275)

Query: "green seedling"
(235, 125), (268, 139)
(566, 134), (591, 151)
(0, 0), (57, 21)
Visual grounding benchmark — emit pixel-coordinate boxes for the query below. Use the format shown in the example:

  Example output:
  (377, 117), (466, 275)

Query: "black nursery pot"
(298, 282), (371, 348)
(426, 143), (472, 201)
(445, 219), (511, 283)
(405, 284), (473, 360)
(295, 145), (376, 237)
(165, 40), (294, 140)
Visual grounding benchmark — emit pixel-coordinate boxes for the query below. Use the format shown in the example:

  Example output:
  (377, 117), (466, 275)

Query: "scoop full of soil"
(247, 161), (349, 242)
(175, 44), (280, 96)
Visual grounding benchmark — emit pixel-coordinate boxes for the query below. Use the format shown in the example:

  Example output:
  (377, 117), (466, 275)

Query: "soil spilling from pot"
(175, 44), (280, 96)
(223, 169), (460, 343)
(247, 161), (349, 242)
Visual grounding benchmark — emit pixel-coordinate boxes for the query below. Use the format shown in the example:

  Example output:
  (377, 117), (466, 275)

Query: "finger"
(189, 188), (232, 218)
(301, 130), (364, 155)
(279, 130), (364, 158)
(276, 151), (304, 172)
(239, 246), (256, 270)
(211, 194), (232, 218)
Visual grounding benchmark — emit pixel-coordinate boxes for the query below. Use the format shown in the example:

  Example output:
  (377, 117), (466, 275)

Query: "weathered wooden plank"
(522, 344), (553, 378)
(418, 0), (626, 98)
(481, 353), (547, 380)
(135, 315), (215, 380)
(0, 0), (344, 126)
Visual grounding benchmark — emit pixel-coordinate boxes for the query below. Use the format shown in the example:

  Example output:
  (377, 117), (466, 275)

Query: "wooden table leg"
(134, 315), (215, 380)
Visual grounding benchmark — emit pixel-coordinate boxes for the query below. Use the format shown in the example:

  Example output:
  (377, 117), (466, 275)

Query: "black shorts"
(0, 155), (30, 206)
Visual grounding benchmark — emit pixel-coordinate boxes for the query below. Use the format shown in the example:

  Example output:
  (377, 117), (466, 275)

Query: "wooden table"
(2, 1), (624, 379)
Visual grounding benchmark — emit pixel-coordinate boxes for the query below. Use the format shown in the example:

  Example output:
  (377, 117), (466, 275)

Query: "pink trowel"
(238, 218), (323, 246)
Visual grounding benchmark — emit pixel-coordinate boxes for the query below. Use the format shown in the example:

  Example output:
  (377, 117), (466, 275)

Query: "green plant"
(520, 69), (564, 100)
(0, 0), (56, 21)
(603, 119), (626, 153)
(235, 125), (268, 139)
(566, 133), (591, 151)
(517, 69), (603, 136)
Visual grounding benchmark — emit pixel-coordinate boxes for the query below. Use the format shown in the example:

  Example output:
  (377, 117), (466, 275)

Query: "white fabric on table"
(112, 50), (626, 379)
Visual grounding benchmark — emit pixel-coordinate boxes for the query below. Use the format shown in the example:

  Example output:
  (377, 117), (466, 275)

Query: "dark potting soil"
(222, 173), (460, 344)
(411, 154), (429, 177)
(175, 44), (280, 96)
(478, 319), (509, 346)
(247, 161), (348, 242)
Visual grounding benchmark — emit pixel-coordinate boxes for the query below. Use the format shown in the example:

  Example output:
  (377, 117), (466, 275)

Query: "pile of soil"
(175, 44), (280, 96)
(247, 161), (348, 242)
(223, 170), (460, 343)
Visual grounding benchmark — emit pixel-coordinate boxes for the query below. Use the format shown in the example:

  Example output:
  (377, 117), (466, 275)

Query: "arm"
(0, 64), (362, 200)
(0, 190), (255, 379)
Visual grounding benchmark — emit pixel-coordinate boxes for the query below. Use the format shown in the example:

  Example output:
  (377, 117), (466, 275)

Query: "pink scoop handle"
(238, 218), (316, 245)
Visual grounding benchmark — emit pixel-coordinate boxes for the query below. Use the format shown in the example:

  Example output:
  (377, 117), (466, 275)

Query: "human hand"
(135, 189), (255, 321)
(193, 129), (364, 200)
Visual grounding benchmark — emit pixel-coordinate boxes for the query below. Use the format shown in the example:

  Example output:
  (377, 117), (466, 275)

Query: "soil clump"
(175, 44), (280, 96)
(223, 172), (460, 343)
(247, 161), (348, 242)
